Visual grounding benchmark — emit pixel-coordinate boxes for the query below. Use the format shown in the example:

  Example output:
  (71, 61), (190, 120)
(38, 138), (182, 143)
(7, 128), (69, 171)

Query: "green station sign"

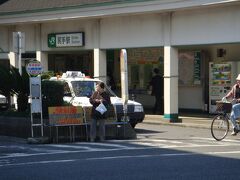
(48, 32), (85, 48)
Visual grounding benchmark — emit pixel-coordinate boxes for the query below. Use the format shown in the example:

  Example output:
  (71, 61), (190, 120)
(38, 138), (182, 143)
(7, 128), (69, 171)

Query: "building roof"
(0, 0), (239, 25)
(1, 0), (239, 15)
(0, 0), (8, 5)
(0, 0), (141, 13)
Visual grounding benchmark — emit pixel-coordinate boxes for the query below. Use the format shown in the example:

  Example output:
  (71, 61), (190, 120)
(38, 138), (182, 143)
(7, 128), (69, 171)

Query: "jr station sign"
(48, 32), (85, 48)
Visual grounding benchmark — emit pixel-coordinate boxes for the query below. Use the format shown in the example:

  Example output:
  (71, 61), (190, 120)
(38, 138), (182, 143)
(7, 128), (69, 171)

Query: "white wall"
(179, 86), (204, 110)
(100, 14), (164, 48)
(15, 24), (36, 52)
(0, 24), (36, 53)
(172, 4), (240, 45)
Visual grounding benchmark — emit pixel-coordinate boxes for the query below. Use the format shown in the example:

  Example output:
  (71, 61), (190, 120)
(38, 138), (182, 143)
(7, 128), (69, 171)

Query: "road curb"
(0, 136), (27, 143)
(142, 121), (211, 129)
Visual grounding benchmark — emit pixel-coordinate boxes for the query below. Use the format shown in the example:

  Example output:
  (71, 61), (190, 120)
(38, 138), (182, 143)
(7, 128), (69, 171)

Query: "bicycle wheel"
(211, 114), (229, 141)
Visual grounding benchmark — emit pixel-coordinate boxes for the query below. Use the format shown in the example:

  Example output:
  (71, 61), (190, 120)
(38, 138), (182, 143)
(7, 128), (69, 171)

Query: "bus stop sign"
(26, 61), (43, 76)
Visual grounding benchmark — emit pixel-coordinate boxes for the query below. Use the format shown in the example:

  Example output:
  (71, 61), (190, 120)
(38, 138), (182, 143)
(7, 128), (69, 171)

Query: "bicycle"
(211, 101), (233, 141)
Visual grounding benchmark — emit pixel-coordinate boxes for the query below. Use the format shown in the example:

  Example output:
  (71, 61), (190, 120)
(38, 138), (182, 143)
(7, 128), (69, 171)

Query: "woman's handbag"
(95, 102), (107, 115)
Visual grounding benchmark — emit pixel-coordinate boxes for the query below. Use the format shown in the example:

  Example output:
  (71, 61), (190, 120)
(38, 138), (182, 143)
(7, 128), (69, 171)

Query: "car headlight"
(134, 105), (143, 112)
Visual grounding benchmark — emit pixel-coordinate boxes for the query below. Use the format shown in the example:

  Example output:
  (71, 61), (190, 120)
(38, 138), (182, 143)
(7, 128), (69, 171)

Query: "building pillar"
(94, 48), (107, 83)
(36, 51), (48, 72)
(8, 52), (17, 67)
(8, 52), (17, 108)
(164, 46), (181, 122)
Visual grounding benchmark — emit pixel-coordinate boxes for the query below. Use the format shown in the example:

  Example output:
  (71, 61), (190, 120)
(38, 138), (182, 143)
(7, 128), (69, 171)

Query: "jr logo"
(48, 34), (56, 48)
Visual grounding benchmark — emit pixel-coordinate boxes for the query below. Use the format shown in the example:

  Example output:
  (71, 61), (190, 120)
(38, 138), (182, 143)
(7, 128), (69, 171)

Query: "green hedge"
(42, 80), (65, 117)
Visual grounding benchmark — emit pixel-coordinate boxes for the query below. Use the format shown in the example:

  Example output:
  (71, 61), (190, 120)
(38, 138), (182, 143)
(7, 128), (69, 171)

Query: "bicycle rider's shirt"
(235, 85), (240, 99)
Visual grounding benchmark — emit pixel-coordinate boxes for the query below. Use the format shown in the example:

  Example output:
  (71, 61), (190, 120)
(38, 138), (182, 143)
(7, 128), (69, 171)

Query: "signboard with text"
(48, 32), (85, 48)
(48, 106), (84, 126)
(193, 51), (201, 85)
(26, 61), (43, 76)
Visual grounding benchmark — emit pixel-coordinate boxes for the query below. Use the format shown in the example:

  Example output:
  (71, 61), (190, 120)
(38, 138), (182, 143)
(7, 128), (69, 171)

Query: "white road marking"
(0, 146), (154, 159)
(47, 144), (97, 150)
(0, 159), (75, 167)
(0, 152), (198, 167)
(87, 151), (240, 161)
(75, 142), (131, 148)
(207, 151), (240, 155)
(0, 151), (240, 167)
(191, 137), (240, 143)
(2, 150), (240, 167)
(1, 137), (240, 159)
(86, 153), (195, 160)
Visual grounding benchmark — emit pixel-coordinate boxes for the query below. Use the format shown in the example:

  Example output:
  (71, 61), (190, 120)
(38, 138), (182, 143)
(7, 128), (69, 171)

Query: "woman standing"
(89, 82), (111, 142)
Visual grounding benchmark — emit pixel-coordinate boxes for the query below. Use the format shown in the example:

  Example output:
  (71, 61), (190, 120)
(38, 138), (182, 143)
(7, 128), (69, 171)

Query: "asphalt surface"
(0, 124), (240, 180)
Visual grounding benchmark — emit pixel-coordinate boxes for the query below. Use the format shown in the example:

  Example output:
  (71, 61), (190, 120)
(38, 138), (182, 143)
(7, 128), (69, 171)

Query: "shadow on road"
(135, 128), (166, 134)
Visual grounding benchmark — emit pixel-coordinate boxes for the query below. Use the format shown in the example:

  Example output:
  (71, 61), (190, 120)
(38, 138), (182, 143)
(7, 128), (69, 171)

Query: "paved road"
(0, 124), (240, 180)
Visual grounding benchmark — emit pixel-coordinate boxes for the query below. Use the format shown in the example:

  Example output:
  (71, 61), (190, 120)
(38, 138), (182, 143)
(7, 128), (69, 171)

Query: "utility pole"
(120, 49), (129, 122)
(13, 32), (25, 75)
(17, 32), (22, 75)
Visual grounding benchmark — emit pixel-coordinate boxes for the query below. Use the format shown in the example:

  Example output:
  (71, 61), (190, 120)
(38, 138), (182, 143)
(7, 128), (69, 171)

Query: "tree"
(0, 65), (12, 108)
(0, 65), (29, 112)
(10, 66), (29, 111)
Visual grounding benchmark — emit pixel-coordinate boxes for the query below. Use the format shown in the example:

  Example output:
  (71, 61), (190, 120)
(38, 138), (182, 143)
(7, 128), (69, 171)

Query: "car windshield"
(71, 81), (116, 97)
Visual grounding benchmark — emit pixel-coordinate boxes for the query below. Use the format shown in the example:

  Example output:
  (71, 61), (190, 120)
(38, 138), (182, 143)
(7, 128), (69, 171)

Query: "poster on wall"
(193, 52), (201, 85)
(209, 63), (231, 85)
(179, 51), (201, 85)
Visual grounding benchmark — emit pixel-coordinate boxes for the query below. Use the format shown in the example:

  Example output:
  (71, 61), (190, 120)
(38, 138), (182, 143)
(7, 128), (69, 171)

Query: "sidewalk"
(143, 114), (214, 129)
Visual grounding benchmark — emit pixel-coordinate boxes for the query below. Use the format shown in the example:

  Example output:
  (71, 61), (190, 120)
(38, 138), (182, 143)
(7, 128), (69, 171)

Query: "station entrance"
(48, 51), (93, 76)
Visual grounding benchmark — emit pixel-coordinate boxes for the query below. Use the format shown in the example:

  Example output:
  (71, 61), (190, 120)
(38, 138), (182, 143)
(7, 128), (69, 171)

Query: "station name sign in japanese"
(48, 32), (85, 48)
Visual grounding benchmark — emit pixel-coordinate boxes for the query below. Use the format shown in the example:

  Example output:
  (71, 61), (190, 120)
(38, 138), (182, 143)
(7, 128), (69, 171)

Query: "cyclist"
(222, 74), (240, 135)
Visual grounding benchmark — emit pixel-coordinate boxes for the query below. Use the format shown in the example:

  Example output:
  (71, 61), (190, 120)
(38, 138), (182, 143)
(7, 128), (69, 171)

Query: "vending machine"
(209, 62), (237, 113)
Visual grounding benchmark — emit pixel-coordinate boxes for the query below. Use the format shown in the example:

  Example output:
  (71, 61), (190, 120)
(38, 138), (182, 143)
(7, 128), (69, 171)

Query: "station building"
(0, 0), (240, 121)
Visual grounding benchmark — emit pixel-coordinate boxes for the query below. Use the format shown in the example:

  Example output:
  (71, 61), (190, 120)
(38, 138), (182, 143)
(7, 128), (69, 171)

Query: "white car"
(50, 71), (145, 128)
(0, 94), (8, 110)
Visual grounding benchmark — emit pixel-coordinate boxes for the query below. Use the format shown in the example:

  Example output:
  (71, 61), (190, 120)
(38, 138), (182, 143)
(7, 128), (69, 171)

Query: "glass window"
(71, 81), (116, 97)
(71, 81), (95, 97)
(63, 82), (71, 97)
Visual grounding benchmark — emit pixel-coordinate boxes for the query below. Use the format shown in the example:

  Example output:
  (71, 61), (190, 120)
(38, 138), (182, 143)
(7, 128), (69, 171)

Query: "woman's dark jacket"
(89, 91), (111, 119)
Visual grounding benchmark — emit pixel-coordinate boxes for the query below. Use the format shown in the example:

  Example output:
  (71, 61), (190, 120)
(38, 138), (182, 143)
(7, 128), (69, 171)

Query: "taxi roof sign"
(62, 71), (85, 78)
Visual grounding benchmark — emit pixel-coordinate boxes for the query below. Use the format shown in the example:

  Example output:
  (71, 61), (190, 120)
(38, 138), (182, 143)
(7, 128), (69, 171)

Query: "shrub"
(42, 80), (65, 117)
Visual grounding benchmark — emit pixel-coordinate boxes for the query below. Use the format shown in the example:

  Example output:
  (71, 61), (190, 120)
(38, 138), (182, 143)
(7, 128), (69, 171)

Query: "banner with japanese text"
(48, 106), (84, 125)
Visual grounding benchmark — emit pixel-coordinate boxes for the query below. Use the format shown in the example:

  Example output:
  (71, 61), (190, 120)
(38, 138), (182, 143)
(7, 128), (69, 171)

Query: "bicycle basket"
(216, 101), (232, 113)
